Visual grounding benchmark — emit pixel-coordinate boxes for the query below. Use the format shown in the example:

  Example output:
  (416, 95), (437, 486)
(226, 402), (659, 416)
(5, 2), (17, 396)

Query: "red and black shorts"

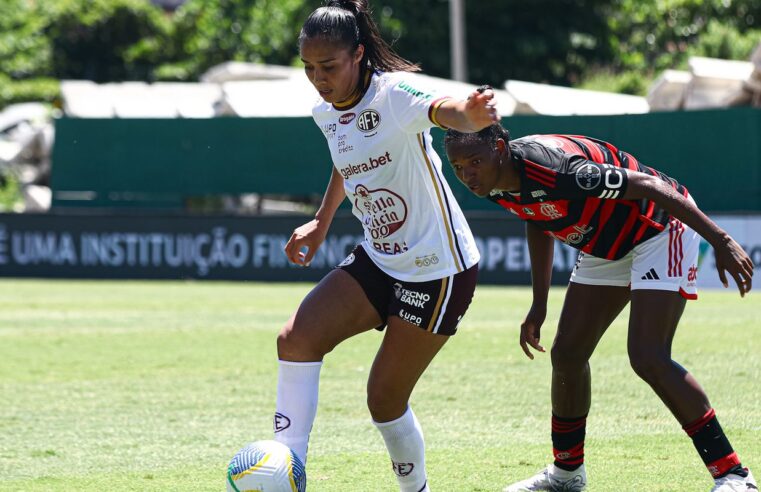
(336, 245), (478, 336)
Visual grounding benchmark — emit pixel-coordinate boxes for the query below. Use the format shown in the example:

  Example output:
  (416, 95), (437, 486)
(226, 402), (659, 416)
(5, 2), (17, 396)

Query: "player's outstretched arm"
(520, 223), (555, 359)
(435, 87), (500, 133)
(284, 167), (346, 266)
(624, 171), (754, 296)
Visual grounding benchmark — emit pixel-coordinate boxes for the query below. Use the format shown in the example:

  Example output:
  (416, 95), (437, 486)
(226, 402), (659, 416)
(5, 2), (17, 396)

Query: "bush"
(0, 75), (60, 109)
(578, 70), (652, 96)
(42, 0), (172, 82)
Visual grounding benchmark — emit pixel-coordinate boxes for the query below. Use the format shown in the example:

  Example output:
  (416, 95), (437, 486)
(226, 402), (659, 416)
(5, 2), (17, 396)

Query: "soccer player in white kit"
(272, 1), (499, 490)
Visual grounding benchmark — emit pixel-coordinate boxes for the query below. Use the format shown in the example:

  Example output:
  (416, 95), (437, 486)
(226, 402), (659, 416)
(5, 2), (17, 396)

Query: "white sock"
(374, 406), (430, 492)
(273, 360), (322, 465)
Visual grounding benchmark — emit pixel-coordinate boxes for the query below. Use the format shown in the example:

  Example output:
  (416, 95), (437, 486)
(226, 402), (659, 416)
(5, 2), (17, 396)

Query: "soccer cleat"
(504, 463), (587, 492)
(711, 468), (758, 491)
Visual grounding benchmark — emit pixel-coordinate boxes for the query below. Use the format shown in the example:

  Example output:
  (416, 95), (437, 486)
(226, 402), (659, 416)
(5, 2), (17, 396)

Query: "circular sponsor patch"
(575, 163), (602, 190)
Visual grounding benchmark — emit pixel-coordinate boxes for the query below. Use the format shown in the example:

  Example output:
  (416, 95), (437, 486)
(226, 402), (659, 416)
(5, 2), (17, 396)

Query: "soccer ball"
(226, 440), (306, 492)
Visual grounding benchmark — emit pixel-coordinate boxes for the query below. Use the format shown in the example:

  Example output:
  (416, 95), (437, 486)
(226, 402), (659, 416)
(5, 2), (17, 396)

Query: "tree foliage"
(1, 0), (760, 108)
(602, 0), (761, 72)
(372, 0), (612, 87)
(157, 0), (311, 80)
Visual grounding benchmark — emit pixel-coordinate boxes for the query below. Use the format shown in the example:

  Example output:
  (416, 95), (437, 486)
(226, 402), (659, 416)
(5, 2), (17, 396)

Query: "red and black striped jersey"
(488, 134), (688, 260)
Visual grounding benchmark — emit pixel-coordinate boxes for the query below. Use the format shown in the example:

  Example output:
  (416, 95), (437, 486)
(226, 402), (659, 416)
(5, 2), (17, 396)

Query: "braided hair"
(444, 86), (509, 148)
(299, 0), (420, 73)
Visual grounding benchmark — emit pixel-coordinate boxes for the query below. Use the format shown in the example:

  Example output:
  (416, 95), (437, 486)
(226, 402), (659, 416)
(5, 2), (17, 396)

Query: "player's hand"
(713, 235), (754, 297)
(519, 303), (547, 360)
(284, 219), (328, 266)
(463, 86), (499, 131)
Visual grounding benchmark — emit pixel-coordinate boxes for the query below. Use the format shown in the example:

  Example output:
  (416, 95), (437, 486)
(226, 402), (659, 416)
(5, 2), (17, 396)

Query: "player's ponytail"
(300, 0), (420, 73)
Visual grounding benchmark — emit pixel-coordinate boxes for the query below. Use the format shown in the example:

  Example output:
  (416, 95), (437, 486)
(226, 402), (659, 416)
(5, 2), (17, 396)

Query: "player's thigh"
(279, 268), (382, 360)
(627, 218), (699, 352)
(366, 264), (478, 406)
(628, 289), (686, 354)
(555, 280), (630, 362)
(366, 317), (449, 413)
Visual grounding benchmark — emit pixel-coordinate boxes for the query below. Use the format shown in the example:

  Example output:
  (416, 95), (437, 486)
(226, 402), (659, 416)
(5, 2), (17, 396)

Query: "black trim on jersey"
(423, 135), (467, 270)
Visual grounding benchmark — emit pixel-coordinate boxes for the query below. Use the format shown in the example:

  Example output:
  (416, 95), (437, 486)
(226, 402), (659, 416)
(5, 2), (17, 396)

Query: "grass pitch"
(0, 279), (758, 491)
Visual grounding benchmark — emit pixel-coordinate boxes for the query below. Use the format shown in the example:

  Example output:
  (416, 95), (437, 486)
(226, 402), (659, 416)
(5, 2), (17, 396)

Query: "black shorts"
(336, 245), (478, 336)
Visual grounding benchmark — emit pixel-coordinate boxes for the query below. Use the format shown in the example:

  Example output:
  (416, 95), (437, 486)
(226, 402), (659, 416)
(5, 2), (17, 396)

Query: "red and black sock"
(683, 408), (746, 479)
(552, 414), (587, 471)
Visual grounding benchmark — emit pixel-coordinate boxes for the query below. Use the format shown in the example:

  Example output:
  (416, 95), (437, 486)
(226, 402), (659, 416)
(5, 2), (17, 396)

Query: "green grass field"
(0, 279), (758, 491)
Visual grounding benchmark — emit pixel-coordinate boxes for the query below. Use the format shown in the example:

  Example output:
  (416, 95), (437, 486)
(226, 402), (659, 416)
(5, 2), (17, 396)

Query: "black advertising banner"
(0, 214), (578, 284)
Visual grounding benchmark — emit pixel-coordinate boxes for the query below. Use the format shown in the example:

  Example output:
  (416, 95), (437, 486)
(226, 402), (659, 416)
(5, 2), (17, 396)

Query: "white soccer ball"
(226, 440), (306, 492)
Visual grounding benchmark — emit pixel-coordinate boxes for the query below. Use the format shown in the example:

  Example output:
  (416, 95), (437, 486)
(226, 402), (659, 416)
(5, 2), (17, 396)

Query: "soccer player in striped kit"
(273, 1), (499, 491)
(444, 124), (755, 492)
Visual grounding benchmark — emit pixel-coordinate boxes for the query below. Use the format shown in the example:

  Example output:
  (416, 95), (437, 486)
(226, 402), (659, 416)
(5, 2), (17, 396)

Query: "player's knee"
(628, 347), (670, 382)
(367, 381), (407, 422)
(550, 343), (589, 372)
(277, 320), (329, 360)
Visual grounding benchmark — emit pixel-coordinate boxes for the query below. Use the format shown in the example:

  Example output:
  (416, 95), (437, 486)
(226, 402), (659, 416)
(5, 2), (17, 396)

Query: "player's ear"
(495, 138), (507, 154)
(353, 44), (365, 64)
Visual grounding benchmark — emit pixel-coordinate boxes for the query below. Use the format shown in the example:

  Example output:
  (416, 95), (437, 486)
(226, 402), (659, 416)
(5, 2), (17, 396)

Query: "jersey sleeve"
(387, 77), (452, 134)
(552, 154), (629, 200)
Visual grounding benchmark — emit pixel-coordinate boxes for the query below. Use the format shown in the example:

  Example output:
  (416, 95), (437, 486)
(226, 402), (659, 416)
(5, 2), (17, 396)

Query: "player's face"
(300, 37), (364, 104)
(446, 140), (503, 198)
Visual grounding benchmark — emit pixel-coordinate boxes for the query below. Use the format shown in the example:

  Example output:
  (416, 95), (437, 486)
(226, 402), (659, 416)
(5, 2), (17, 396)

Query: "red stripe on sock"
(553, 443), (585, 465)
(683, 408), (716, 437)
(706, 452), (741, 478)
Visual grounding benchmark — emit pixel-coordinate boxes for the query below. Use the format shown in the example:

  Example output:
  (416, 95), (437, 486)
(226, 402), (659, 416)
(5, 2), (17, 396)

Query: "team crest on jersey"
(540, 203), (563, 219)
(576, 163), (601, 190)
(339, 112), (356, 125)
(357, 109), (381, 134)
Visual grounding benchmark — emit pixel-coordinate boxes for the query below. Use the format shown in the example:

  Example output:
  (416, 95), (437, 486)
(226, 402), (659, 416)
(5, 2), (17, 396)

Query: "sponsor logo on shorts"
(576, 163), (601, 190)
(414, 254), (439, 268)
(641, 268), (660, 280)
(394, 283), (431, 308)
(357, 109), (381, 133)
(393, 282), (403, 299)
(338, 253), (355, 267)
(339, 112), (356, 125)
(398, 309), (423, 326)
(274, 412), (291, 433)
(392, 462), (415, 477)
(687, 265), (698, 282)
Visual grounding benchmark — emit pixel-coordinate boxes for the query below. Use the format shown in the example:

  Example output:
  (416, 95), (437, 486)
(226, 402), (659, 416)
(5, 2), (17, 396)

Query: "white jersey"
(312, 71), (480, 282)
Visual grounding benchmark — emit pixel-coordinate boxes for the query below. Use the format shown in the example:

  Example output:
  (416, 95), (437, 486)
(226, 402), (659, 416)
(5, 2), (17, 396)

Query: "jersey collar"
(332, 68), (373, 111)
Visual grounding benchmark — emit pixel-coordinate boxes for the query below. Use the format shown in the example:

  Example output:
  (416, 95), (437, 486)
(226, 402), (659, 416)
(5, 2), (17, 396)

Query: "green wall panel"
(51, 108), (761, 212)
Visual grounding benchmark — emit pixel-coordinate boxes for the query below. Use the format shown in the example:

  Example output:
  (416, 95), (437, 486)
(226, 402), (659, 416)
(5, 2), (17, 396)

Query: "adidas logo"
(641, 268), (660, 280)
